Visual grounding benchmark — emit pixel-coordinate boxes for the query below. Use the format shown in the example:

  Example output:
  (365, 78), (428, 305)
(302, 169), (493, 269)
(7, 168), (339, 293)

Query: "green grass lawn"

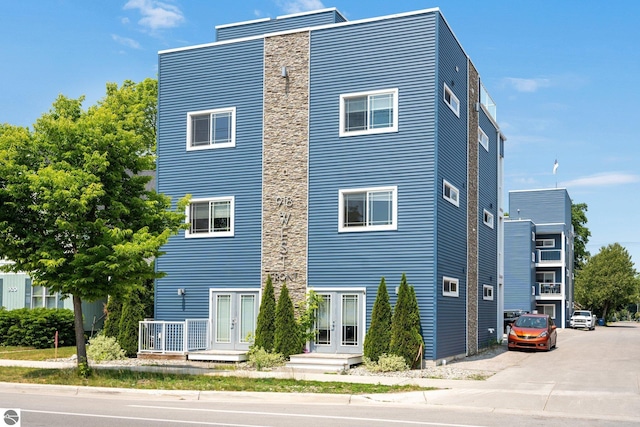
(0, 346), (431, 394)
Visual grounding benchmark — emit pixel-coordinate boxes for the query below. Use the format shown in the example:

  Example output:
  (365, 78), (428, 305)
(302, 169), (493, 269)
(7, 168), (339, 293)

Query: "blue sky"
(1, 0), (639, 268)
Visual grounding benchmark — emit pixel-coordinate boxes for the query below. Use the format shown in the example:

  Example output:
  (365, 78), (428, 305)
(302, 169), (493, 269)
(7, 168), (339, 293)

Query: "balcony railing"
(537, 249), (562, 264)
(480, 83), (497, 122)
(138, 319), (209, 354)
(538, 282), (562, 295)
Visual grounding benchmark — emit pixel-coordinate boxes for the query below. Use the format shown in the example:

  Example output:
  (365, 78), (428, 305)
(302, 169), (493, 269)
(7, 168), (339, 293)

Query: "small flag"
(553, 159), (559, 174)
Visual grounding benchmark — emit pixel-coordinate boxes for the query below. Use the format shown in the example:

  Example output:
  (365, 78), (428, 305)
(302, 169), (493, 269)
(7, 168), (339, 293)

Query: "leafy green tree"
(575, 243), (639, 322)
(389, 274), (423, 368)
(0, 79), (187, 370)
(572, 202), (591, 271)
(274, 284), (301, 359)
(363, 277), (392, 362)
(254, 275), (276, 351)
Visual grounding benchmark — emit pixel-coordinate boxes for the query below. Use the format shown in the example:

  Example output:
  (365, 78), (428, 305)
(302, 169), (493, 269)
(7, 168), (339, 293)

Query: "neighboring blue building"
(504, 189), (574, 327)
(146, 7), (506, 364)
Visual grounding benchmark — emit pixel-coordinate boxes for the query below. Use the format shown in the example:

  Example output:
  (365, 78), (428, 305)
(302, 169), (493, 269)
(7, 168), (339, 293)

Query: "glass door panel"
(216, 294), (231, 343)
(341, 294), (359, 346)
(315, 294), (332, 345)
(239, 294), (256, 344)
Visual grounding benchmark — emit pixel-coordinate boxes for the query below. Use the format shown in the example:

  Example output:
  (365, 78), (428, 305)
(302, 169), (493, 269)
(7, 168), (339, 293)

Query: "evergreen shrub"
(363, 277), (392, 362)
(389, 273), (424, 368)
(0, 308), (75, 348)
(254, 275), (276, 352)
(274, 284), (301, 359)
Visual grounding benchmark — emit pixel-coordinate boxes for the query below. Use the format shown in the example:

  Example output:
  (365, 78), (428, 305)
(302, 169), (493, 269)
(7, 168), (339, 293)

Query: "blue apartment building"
(504, 189), (575, 327)
(144, 7), (506, 364)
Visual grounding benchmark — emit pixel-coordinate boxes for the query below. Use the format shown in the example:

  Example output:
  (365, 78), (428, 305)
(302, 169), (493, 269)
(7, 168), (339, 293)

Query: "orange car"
(508, 313), (557, 351)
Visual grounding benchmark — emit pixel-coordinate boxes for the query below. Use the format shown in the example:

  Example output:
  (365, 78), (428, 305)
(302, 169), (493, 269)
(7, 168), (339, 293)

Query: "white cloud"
(111, 34), (141, 49)
(123, 0), (185, 30)
(277, 0), (325, 14)
(503, 77), (551, 93)
(560, 172), (640, 188)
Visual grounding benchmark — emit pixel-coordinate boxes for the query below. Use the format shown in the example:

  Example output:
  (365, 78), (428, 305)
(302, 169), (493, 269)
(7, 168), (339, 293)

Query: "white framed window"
(483, 284), (494, 301)
(339, 88), (398, 137)
(443, 180), (459, 207)
(339, 186), (397, 232)
(536, 271), (555, 283)
(532, 252), (536, 262)
(535, 239), (555, 248)
(186, 196), (234, 238)
(31, 285), (58, 309)
(478, 127), (489, 151)
(483, 209), (494, 229)
(443, 83), (460, 117)
(186, 107), (236, 150)
(536, 304), (556, 319)
(443, 276), (459, 297)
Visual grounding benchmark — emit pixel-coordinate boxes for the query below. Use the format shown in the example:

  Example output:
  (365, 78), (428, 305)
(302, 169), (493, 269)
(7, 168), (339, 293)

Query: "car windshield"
(574, 311), (589, 316)
(515, 316), (547, 328)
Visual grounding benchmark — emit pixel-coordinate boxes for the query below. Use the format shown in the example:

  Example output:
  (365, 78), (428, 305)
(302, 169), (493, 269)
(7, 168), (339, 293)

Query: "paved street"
(0, 322), (639, 426)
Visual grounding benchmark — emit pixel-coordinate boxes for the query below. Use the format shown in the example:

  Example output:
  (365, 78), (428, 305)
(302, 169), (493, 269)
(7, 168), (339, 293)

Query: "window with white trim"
(339, 89), (398, 137)
(443, 276), (459, 297)
(535, 238), (554, 248)
(443, 180), (459, 207)
(187, 107), (236, 150)
(483, 209), (494, 229)
(339, 186), (397, 232)
(483, 284), (494, 301)
(478, 127), (489, 151)
(31, 285), (58, 309)
(536, 304), (556, 319)
(443, 83), (460, 117)
(186, 197), (234, 238)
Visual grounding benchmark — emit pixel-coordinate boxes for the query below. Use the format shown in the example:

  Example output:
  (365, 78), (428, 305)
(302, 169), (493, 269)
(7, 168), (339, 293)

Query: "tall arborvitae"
(274, 284), (301, 359)
(389, 273), (424, 368)
(118, 287), (146, 357)
(363, 277), (392, 362)
(254, 275), (276, 351)
(102, 295), (122, 338)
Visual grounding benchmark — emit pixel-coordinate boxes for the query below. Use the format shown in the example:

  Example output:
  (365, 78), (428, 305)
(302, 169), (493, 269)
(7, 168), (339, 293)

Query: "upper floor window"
(478, 127), (489, 151)
(443, 276), (459, 297)
(443, 83), (460, 117)
(339, 186), (397, 232)
(186, 197), (234, 238)
(535, 239), (555, 248)
(483, 285), (494, 301)
(187, 107), (236, 151)
(339, 89), (398, 137)
(483, 209), (494, 229)
(443, 180), (459, 207)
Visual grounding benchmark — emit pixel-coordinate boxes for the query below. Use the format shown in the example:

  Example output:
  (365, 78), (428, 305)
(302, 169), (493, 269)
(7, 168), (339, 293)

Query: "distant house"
(0, 260), (105, 333)
(504, 188), (574, 327)
(144, 7), (506, 365)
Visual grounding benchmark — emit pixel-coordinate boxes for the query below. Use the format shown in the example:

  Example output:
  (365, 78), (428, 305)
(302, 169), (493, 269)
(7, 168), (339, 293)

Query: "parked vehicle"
(504, 309), (529, 331)
(570, 310), (597, 330)
(508, 313), (557, 351)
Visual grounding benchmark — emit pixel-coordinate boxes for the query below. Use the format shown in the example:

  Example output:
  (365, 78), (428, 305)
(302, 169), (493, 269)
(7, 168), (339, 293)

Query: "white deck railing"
(538, 282), (562, 295)
(138, 319), (209, 354)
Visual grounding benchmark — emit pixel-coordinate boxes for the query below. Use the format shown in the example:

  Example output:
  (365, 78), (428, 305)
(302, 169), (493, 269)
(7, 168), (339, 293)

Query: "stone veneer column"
(262, 32), (310, 306)
(467, 61), (479, 356)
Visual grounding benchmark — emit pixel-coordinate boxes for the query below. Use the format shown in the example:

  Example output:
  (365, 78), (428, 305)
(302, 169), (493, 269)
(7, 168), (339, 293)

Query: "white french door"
(312, 290), (364, 354)
(210, 290), (259, 351)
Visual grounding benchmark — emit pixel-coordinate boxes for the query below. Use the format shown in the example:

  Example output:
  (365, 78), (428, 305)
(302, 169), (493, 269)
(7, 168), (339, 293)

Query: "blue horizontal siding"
(504, 220), (535, 311)
(307, 12), (439, 359)
(156, 39), (264, 321)
(509, 188), (571, 225)
(435, 13), (469, 359)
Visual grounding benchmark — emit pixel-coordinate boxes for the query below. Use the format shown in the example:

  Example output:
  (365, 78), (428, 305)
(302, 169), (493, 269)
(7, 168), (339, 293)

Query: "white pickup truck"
(569, 310), (597, 330)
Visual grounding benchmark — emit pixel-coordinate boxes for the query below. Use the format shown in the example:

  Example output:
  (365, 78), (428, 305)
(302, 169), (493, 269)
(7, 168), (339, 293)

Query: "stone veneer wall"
(466, 61), (479, 356)
(261, 32), (310, 305)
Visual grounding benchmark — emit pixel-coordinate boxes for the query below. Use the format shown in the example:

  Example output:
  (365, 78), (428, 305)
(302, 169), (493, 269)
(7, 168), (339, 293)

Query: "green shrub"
(87, 334), (127, 362)
(254, 275), (276, 352)
(389, 274), (423, 368)
(274, 284), (301, 359)
(363, 277), (392, 363)
(247, 346), (285, 371)
(363, 354), (409, 372)
(0, 308), (75, 348)
(102, 296), (122, 338)
(118, 287), (145, 357)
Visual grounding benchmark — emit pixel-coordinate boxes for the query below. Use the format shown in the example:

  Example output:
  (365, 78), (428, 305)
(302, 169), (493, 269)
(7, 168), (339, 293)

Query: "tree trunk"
(72, 294), (87, 367)
(601, 303), (609, 325)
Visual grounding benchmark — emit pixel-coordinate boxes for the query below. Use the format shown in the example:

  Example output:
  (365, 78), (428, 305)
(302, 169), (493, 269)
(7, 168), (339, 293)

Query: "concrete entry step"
(187, 350), (248, 362)
(286, 353), (363, 372)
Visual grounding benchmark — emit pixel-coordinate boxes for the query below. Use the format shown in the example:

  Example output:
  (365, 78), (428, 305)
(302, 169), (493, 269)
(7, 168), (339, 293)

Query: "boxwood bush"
(0, 307), (75, 348)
